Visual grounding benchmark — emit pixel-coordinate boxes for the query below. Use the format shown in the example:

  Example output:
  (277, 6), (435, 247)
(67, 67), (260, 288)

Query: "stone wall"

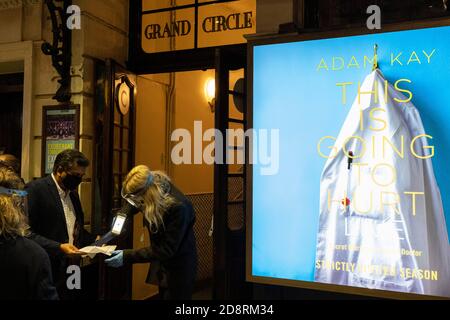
(0, 0), (129, 226)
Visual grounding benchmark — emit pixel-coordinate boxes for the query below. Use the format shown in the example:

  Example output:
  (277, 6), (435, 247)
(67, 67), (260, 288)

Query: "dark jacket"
(0, 236), (59, 300)
(25, 175), (95, 286)
(123, 184), (197, 299)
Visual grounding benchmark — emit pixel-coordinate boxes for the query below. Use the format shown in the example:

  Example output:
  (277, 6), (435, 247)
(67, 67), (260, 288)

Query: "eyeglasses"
(121, 188), (145, 209)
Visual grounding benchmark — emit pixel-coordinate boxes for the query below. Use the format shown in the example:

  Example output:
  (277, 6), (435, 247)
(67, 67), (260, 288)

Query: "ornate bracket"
(41, 0), (72, 103)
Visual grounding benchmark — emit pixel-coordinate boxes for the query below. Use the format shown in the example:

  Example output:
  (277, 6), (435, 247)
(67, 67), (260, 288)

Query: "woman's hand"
(104, 250), (124, 268)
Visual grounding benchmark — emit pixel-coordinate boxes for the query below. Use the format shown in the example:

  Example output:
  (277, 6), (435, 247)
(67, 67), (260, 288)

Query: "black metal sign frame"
(128, 0), (249, 74)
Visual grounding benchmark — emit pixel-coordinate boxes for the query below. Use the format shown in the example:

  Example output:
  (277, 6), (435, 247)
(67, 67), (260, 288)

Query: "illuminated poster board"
(250, 25), (450, 298)
(42, 105), (79, 175)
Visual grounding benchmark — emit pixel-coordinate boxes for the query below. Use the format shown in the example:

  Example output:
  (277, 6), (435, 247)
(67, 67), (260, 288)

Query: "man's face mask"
(62, 173), (83, 191)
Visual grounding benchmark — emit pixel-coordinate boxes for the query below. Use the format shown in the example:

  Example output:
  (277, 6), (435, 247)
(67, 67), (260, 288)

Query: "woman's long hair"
(0, 167), (30, 239)
(122, 165), (178, 232)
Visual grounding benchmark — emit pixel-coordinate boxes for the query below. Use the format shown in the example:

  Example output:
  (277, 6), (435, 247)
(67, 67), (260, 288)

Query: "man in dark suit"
(26, 149), (96, 299)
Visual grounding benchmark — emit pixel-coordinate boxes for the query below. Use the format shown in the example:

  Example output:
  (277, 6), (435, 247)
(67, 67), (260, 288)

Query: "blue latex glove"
(104, 250), (123, 268)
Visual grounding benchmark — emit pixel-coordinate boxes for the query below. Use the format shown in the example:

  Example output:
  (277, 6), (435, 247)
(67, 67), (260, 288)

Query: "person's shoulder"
(21, 237), (47, 254)
(169, 184), (188, 201)
(170, 186), (193, 209)
(169, 192), (195, 223)
(173, 199), (194, 214)
(14, 237), (49, 261)
(26, 175), (51, 189)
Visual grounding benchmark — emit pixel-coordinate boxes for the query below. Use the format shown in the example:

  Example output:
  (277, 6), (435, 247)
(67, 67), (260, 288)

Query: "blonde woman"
(105, 165), (198, 300)
(0, 167), (58, 300)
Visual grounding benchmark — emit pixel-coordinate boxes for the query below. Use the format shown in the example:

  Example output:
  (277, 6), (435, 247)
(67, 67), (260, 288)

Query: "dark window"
(307, 0), (449, 28)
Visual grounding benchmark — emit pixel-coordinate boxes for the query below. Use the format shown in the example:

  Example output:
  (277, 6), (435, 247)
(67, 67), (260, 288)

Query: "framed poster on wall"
(41, 105), (80, 176)
(248, 21), (450, 299)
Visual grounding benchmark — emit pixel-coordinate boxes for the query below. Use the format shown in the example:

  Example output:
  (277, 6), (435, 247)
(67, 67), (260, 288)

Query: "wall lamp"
(204, 77), (216, 113)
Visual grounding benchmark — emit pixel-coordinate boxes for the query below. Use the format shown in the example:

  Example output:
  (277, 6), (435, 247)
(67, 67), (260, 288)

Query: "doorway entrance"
(94, 47), (250, 300)
(133, 62), (248, 300)
(0, 73), (23, 163)
(134, 69), (218, 299)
